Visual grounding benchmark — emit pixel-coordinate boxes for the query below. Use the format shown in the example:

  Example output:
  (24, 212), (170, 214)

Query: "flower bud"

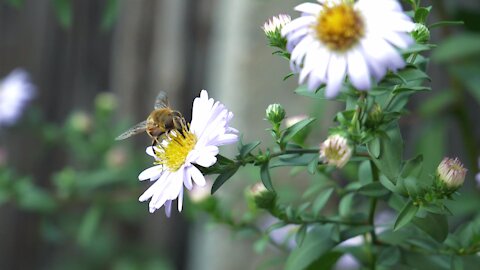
(437, 157), (467, 190)
(319, 134), (352, 168)
(95, 92), (117, 112)
(262, 14), (291, 49)
(262, 14), (291, 37)
(69, 111), (92, 133)
(411, 23), (430, 44)
(105, 146), (128, 169)
(266, 103), (286, 124)
(366, 103), (383, 128)
(249, 182), (268, 197)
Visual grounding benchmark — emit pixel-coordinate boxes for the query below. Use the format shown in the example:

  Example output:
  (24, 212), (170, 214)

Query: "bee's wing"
(115, 120), (148, 140)
(154, 91), (170, 109)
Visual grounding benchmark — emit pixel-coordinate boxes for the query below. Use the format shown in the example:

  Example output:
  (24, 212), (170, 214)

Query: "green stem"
(368, 161), (380, 269)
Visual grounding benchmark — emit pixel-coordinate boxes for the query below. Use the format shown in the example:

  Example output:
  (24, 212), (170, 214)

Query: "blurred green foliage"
(0, 92), (174, 270)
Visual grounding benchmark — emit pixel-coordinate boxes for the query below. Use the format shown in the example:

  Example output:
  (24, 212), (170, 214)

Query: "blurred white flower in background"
(476, 158), (480, 188)
(0, 69), (36, 167)
(0, 69), (36, 126)
(138, 90), (238, 216)
(282, 0), (415, 98)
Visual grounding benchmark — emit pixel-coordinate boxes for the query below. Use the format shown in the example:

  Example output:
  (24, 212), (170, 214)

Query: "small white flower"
(282, 0), (415, 98)
(138, 90), (238, 216)
(437, 157), (467, 190)
(0, 69), (35, 126)
(263, 14), (292, 36)
(319, 134), (352, 168)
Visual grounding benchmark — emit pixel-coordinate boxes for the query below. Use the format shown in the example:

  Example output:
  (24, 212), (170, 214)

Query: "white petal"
(347, 48), (371, 90)
(282, 16), (315, 37)
(138, 165), (163, 181)
(184, 167), (193, 190)
(325, 54), (347, 98)
(146, 147), (155, 157)
(294, 3), (322, 15)
(178, 188), (184, 212)
(291, 35), (316, 65)
(190, 166), (206, 186)
(164, 200), (172, 217)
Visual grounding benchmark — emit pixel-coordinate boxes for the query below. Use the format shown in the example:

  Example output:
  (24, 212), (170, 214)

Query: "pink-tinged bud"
(262, 14), (291, 36)
(437, 157), (467, 190)
(319, 134), (352, 168)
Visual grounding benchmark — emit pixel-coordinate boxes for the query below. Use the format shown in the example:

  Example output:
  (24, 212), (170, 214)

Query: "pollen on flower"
(155, 126), (197, 172)
(315, 2), (364, 51)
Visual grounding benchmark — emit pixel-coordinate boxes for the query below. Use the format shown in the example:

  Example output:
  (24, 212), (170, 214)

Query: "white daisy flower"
(138, 90), (238, 216)
(0, 69), (36, 126)
(282, 0), (415, 98)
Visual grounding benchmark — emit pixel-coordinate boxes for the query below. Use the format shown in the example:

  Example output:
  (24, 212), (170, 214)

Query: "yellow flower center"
(315, 2), (364, 51)
(155, 126), (197, 172)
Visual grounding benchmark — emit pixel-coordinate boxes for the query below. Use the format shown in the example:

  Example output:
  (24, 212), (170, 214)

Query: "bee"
(115, 91), (186, 148)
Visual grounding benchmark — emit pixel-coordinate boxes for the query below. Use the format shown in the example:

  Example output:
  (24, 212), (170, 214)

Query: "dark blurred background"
(0, 0), (479, 269)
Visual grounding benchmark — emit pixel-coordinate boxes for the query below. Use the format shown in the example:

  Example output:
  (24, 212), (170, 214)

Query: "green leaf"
(392, 86), (431, 95)
(239, 141), (261, 158)
(296, 225), (307, 246)
(211, 166), (239, 194)
(285, 226), (336, 270)
(281, 117), (316, 144)
(432, 33), (480, 62)
(397, 66), (430, 82)
(370, 124), (403, 181)
(419, 90), (454, 117)
(52, 0), (72, 28)
(451, 256), (464, 270)
(378, 246), (401, 266)
(307, 156), (318, 174)
(339, 193), (355, 216)
(401, 155), (423, 179)
(100, 0), (119, 31)
(358, 160), (373, 185)
(394, 200), (419, 231)
(428, 20), (464, 29)
(295, 85), (347, 101)
(367, 137), (381, 159)
(78, 205), (102, 246)
(358, 182), (389, 197)
(270, 153), (318, 168)
(414, 6), (431, 23)
(305, 251), (343, 270)
(312, 188), (334, 216)
(401, 43), (434, 55)
(260, 162), (275, 192)
(413, 213), (448, 242)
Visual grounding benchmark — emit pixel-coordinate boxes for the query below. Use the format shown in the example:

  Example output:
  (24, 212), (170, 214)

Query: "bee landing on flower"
(319, 134), (352, 168)
(436, 157), (467, 193)
(282, 0), (415, 98)
(138, 90), (238, 216)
